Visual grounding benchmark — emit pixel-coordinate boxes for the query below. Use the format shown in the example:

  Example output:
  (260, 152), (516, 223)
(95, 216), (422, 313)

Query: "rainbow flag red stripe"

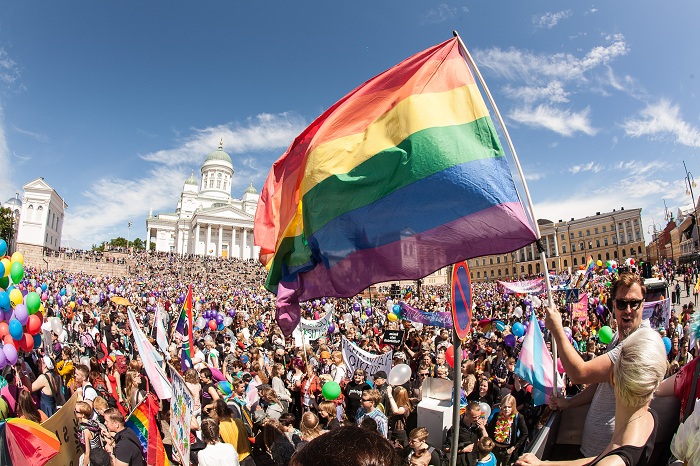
(255, 37), (537, 335)
(126, 399), (170, 466)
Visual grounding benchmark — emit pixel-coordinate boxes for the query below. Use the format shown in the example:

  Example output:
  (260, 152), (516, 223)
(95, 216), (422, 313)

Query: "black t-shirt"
(115, 428), (145, 466)
(344, 381), (371, 420)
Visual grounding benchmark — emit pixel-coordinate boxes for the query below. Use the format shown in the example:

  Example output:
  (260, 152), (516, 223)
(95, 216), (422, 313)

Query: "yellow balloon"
(10, 252), (23, 265)
(387, 313), (398, 322)
(9, 288), (22, 306)
(596, 260), (602, 267)
(0, 258), (9, 277)
(70, 301), (76, 309)
(39, 303), (45, 314)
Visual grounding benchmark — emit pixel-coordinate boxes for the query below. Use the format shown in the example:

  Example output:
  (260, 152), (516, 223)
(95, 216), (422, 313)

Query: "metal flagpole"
(452, 31), (559, 392)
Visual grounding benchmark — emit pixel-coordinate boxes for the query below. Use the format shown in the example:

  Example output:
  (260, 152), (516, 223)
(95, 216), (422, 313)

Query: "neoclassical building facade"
(145, 142), (260, 259)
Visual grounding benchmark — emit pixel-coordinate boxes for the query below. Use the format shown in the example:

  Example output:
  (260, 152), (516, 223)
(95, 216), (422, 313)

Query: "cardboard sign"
(565, 289), (580, 304)
(381, 330), (405, 345)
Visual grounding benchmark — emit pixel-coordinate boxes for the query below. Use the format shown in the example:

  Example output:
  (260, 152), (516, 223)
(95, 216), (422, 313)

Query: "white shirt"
(198, 442), (240, 466)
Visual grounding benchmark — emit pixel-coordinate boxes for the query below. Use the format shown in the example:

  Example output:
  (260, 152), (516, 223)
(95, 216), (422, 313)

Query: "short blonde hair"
(500, 394), (518, 415)
(408, 427), (429, 442)
(613, 327), (666, 407)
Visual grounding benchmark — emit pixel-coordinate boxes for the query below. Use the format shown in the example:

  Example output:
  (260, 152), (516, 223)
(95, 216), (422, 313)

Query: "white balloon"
(50, 317), (63, 335)
(513, 307), (523, 318)
(479, 402), (491, 420)
(223, 316), (233, 327)
(388, 363), (412, 386)
(531, 296), (542, 308)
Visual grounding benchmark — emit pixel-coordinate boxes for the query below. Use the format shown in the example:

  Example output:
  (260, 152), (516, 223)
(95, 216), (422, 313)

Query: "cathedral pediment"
(23, 177), (54, 192)
(195, 204), (253, 221)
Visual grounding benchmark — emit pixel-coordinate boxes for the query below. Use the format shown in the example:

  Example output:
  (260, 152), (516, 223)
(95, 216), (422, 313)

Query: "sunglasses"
(614, 299), (643, 311)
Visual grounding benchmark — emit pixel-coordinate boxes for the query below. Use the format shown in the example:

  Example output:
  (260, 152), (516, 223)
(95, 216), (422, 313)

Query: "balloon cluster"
(196, 309), (234, 331)
(387, 304), (402, 322)
(604, 260), (618, 275)
(0, 241), (44, 369)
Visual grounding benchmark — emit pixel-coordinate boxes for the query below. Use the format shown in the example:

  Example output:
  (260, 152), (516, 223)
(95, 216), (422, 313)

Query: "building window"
(482, 259), (486, 266)
(638, 246), (642, 254)
(570, 232), (574, 239)
(588, 241), (593, 249)
(622, 248), (626, 257)
(606, 252), (610, 260)
(572, 244), (576, 252)
(603, 226), (607, 232)
(489, 258), (493, 265)
(612, 236), (617, 245)
(579, 242), (584, 251)
(536, 263), (540, 273)
(578, 231), (583, 237)
(563, 259), (568, 267)
(604, 238), (608, 246)
(614, 250), (618, 258)
(561, 234), (565, 240)
(586, 229), (590, 236)
(596, 239), (600, 247)
(562, 245), (566, 253)
(477, 272), (480, 278)
(573, 258), (578, 266)
(598, 254), (602, 260)
(496, 257), (500, 264)
(512, 267), (516, 275)
(498, 269), (502, 276)
(491, 270), (494, 277)
(521, 266), (525, 273)
(594, 228), (599, 234)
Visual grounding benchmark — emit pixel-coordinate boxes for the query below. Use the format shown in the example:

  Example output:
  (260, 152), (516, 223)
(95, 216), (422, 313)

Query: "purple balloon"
(365, 309), (372, 317)
(523, 299), (531, 307)
(353, 303), (361, 311)
(596, 304), (605, 316)
(78, 297), (83, 305)
(216, 314), (224, 324)
(3, 344), (17, 365)
(504, 334), (516, 347)
(328, 323), (335, 333)
(14, 304), (29, 325)
(0, 347), (6, 368)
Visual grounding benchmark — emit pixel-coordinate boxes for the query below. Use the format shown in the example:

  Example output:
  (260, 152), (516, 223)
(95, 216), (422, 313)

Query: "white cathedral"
(145, 141), (260, 259)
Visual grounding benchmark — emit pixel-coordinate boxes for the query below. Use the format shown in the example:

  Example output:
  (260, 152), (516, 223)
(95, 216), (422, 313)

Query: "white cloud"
(510, 105), (597, 136)
(0, 48), (20, 86)
(533, 10), (572, 29)
(524, 172), (545, 181)
(475, 34), (628, 84)
(569, 161), (603, 174)
(503, 81), (569, 104)
(622, 99), (700, 148)
(614, 160), (667, 176)
(422, 4), (468, 24)
(12, 125), (49, 143)
(141, 112), (306, 164)
(63, 112), (308, 248)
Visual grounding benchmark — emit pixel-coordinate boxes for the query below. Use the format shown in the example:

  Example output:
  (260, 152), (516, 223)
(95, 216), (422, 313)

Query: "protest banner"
(498, 278), (546, 295)
(297, 309), (333, 341)
(643, 298), (671, 330)
(43, 393), (80, 466)
(169, 365), (193, 465)
(381, 330), (404, 345)
(570, 293), (588, 321)
(398, 302), (453, 328)
(342, 336), (392, 382)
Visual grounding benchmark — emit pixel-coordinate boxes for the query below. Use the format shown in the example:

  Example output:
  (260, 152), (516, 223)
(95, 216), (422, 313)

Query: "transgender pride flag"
(515, 312), (561, 406)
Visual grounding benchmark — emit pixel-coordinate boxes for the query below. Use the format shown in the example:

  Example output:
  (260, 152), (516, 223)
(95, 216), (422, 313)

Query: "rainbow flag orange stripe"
(126, 399), (170, 466)
(255, 37), (537, 335)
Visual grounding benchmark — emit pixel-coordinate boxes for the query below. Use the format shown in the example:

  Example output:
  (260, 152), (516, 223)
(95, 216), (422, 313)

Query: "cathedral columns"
(206, 224), (212, 255)
(242, 227), (248, 259)
(146, 228), (151, 251)
(194, 224), (200, 255)
(218, 226), (223, 256)
(177, 228), (183, 255)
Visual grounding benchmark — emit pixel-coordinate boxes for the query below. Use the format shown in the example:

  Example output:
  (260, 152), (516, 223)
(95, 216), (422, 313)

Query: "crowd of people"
(1, 251), (698, 466)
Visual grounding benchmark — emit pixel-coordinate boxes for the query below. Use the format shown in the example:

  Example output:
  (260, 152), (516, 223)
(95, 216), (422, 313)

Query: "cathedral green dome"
(245, 182), (258, 195)
(185, 172), (198, 185)
(205, 143), (232, 165)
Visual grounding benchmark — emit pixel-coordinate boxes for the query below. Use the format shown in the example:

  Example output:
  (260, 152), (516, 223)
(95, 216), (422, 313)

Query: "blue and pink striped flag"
(515, 312), (560, 406)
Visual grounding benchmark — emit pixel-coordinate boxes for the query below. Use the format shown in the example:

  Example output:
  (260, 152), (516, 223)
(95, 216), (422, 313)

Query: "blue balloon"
(0, 292), (9, 310)
(41, 283), (48, 291)
(33, 334), (42, 349)
(60, 288), (66, 296)
(662, 336), (672, 355)
(392, 304), (401, 315)
(8, 319), (23, 341)
(217, 323), (224, 331)
(512, 322), (525, 337)
(0, 239), (6, 257)
(0, 262), (4, 280)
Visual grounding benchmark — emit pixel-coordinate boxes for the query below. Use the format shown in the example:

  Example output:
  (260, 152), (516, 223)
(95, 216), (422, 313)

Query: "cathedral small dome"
(4, 196), (21, 208)
(185, 172), (198, 185)
(244, 182), (258, 195)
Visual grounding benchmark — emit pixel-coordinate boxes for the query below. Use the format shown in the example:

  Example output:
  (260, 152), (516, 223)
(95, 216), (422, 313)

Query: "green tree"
(0, 207), (15, 246)
(110, 237), (128, 248)
(132, 238), (145, 250)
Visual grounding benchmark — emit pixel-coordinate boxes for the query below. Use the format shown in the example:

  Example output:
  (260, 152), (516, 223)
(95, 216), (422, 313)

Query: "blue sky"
(0, 1), (698, 249)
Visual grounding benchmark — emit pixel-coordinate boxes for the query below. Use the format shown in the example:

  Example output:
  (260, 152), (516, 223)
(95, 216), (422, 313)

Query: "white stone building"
(15, 178), (67, 251)
(145, 142), (260, 258)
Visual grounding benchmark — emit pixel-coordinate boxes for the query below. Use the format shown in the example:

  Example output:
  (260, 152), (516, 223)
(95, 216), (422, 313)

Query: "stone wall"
(16, 243), (133, 278)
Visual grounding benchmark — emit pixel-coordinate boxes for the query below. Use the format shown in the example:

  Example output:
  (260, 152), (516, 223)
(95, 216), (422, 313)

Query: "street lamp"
(684, 161), (700, 261)
(128, 221), (132, 252)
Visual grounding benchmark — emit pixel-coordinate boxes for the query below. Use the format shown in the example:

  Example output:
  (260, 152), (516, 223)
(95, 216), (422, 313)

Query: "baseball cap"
(373, 371), (388, 380)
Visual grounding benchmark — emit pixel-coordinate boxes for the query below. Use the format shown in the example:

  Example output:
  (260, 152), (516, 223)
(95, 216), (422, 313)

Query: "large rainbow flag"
(126, 398), (170, 466)
(255, 37), (538, 335)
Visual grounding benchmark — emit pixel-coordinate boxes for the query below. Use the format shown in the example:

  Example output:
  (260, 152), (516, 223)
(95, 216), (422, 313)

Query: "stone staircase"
(17, 243), (134, 278)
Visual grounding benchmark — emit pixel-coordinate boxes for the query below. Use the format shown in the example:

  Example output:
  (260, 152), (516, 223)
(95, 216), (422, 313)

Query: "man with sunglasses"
(545, 271), (649, 458)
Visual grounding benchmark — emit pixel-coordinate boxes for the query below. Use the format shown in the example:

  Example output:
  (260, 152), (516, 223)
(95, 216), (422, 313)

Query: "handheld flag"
(255, 37), (537, 335)
(180, 285), (194, 373)
(515, 311), (561, 406)
(127, 309), (172, 399)
(126, 398), (171, 466)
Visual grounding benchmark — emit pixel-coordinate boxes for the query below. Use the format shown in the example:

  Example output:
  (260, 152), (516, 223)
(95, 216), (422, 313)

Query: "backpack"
(426, 446), (450, 466)
(114, 355), (128, 375)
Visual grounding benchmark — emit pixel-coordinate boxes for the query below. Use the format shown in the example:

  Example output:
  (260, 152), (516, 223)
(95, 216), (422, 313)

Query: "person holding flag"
(545, 272), (650, 459)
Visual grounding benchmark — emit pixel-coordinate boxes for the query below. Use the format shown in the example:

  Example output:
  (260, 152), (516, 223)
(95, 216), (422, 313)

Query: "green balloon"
(25, 291), (41, 314)
(599, 326), (613, 345)
(0, 276), (8, 290)
(9, 262), (23, 284)
(321, 381), (341, 401)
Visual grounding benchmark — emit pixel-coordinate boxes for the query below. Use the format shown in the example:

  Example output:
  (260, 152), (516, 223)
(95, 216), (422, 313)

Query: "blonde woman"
(517, 327), (667, 466)
(330, 351), (347, 384)
(487, 394), (528, 465)
(318, 400), (342, 430)
(124, 370), (146, 412)
(386, 386), (412, 447)
(406, 427), (442, 466)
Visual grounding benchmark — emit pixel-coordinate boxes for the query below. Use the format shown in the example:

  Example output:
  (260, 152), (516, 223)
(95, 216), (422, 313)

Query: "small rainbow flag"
(254, 37), (537, 335)
(126, 398), (170, 466)
(586, 255), (595, 272)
